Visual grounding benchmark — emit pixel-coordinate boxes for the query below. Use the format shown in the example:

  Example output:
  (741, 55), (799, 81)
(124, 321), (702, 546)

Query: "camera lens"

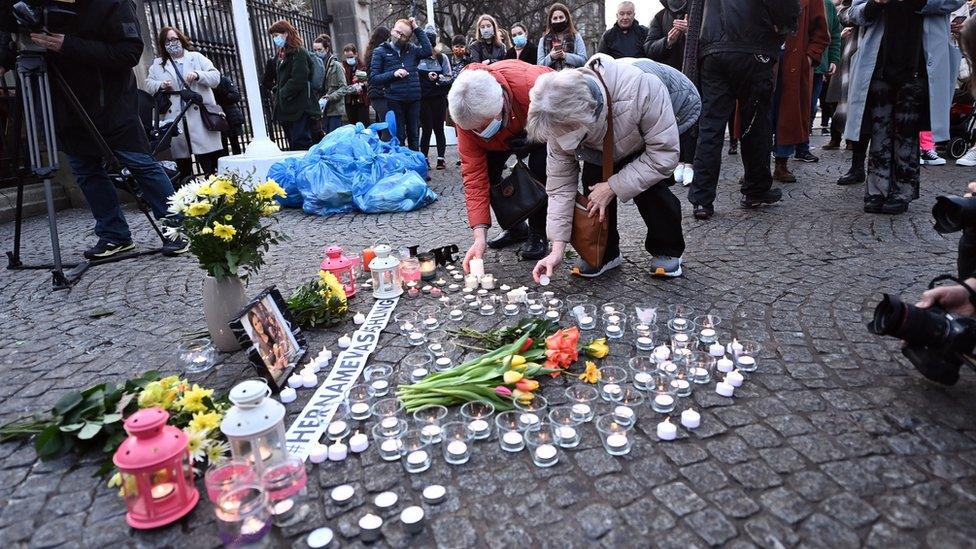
(869, 294), (953, 349)
(932, 195), (976, 234)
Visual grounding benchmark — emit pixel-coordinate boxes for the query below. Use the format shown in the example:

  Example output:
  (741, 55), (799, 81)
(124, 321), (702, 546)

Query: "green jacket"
(273, 48), (321, 123)
(321, 54), (355, 118)
(816, 0), (842, 75)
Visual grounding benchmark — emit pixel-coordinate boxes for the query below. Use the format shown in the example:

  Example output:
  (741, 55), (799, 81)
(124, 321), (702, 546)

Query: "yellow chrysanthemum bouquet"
(166, 172), (287, 280)
(285, 270), (349, 329)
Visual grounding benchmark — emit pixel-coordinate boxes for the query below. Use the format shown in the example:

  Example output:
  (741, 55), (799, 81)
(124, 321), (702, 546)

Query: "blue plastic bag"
(353, 170), (438, 213)
(267, 157), (304, 208)
(297, 155), (357, 216)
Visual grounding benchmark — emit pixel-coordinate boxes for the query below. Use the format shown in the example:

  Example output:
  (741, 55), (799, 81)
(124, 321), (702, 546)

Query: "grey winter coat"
(630, 58), (701, 134)
(843, 0), (964, 142)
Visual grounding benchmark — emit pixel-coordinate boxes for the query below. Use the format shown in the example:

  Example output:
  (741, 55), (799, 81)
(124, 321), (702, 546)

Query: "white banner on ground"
(285, 297), (398, 460)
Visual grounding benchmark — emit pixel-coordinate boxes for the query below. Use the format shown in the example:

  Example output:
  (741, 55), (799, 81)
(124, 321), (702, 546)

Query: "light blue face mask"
(273, 35), (286, 48)
(346, 58), (357, 66)
(477, 118), (503, 140)
(513, 35), (527, 48)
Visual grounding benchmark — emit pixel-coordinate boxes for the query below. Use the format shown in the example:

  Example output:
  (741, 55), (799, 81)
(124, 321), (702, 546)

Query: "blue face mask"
(316, 51), (328, 59)
(346, 58), (356, 66)
(477, 118), (503, 140)
(513, 35), (527, 48)
(273, 35), (286, 48)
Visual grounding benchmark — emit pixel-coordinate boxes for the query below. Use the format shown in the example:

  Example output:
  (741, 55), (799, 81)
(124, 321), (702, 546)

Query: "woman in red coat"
(772, 0), (830, 183)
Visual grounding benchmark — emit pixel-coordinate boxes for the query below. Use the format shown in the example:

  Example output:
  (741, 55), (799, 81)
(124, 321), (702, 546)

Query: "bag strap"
(589, 59), (615, 183)
(929, 275), (976, 309)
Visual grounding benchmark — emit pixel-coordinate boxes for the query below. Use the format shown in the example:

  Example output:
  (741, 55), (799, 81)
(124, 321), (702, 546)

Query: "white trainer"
(957, 145), (976, 167)
(682, 167), (694, 187)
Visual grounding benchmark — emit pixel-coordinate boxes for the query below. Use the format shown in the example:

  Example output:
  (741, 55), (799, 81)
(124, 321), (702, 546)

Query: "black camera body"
(868, 294), (976, 385)
(932, 195), (976, 234)
(11, 0), (74, 34)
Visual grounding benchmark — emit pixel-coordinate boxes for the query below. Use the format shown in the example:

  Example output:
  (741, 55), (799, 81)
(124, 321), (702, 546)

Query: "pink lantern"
(320, 245), (357, 297)
(113, 408), (199, 529)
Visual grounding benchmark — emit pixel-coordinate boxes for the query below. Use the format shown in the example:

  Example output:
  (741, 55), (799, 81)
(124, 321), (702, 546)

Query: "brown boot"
(773, 157), (797, 183)
(822, 138), (841, 150)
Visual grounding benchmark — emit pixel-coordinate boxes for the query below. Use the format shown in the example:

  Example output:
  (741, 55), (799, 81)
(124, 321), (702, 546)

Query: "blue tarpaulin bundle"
(270, 112), (437, 215)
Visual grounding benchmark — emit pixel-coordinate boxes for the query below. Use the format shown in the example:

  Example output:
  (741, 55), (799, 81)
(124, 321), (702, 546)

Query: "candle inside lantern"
(504, 304), (519, 315)
(680, 409), (701, 429)
(606, 325), (621, 336)
(435, 357), (452, 370)
(150, 482), (175, 499)
(656, 418), (677, 440)
(557, 425), (577, 440)
(603, 383), (621, 397)
(579, 315), (594, 326)
(408, 332), (425, 345)
(450, 309), (464, 320)
(672, 378), (691, 391)
(726, 370), (744, 387)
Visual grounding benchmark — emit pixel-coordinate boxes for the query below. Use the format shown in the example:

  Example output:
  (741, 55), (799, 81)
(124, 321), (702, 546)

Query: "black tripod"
(5, 44), (166, 290)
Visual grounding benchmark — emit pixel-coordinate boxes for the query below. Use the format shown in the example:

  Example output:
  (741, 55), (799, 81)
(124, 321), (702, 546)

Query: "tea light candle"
(634, 372), (652, 385)
(448, 284), (461, 292)
(288, 375), (303, 389)
(657, 418), (677, 440)
(572, 403), (591, 416)
(545, 310), (560, 320)
(579, 315), (594, 326)
(480, 304), (494, 315)
(469, 258), (485, 278)
(327, 420), (348, 437)
(503, 431), (523, 445)
(539, 275), (551, 286)
(349, 432), (369, 453)
(406, 450), (429, 466)
(447, 440), (468, 456)
(654, 394), (675, 408)
(529, 304), (544, 314)
(431, 287), (443, 297)
(673, 318), (688, 329)
(465, 274), (480, 289)
(680, 409), (701, 429)
(613, 405), (634, 420)
(380, 439), (401, 454)
(421, 425), (442, 439)
(507, 288), (526, 303)
(353, 312), (366, 325)
(637, 336), (653, 348)
(371, 379), (389, 393)
(603, 383), (621, 397)
(422, 285), (433, 294)
(307, 527), (334, 549)
(709, 343), (725, 357)
(654, 345), (671, 361)
(429, 343), (443, 353)
(408, 332), (425, 345)
(481, 274), (496, 289)
(534, 443), (557, 460)
(453, 274), (464, 282)
(328, 441), (347, 461)
(435, 357), (452, 370)
(350, 402), (370, 416)
(715, 380), (735, 397)
(359, 514), (383, 542)
(660, 361), (678, 375)
(380, 417), (399, 430)
(717, 357), (735, 373)
(557, 426), (577, 440)
(468, 419), (489, 435)
(422, 484), (446, 504)
(520, 413), (540, 426)
(309, 442), (328, 463)
(407, 287), (420, 298)
(700, 328), (716, 339)
(302, 372), (318, 388)
(374, 491), (398, 509)
(606, 433), (628, 449)
(449, 309), (464, 320)
(337, 335), (351, 349)
(728, 339), (743, 355)
(504, 304), (519, 315)
(499, 284), (511, 292)
(738, 356), (756, 370)
(726, 369), (744, 387)
(401, 506), (425, 534)
(279, 387), (297, 403)
(606, 325), (622, 336)
(330, 484), (355, 504)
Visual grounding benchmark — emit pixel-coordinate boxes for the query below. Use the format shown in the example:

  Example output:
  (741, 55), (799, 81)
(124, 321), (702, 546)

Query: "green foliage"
(287, 275), (350, 329)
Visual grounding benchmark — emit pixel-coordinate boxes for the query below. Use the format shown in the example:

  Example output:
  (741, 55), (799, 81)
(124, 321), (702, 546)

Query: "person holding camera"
(0, 0), (187, 259)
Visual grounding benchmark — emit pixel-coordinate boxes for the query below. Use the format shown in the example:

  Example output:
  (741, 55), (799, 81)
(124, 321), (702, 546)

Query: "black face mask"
(666, 0), (687, 13)
(551, 21), (568, 33)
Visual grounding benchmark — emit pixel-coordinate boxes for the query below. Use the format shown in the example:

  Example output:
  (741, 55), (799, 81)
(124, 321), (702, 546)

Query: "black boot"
(520, 230), (548, 260)
(487, 223), (529, 249)
(837, 168), (865, 186)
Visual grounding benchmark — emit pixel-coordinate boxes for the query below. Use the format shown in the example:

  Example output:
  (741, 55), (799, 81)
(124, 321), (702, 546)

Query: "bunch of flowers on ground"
(544, 327), (581, 376)
(286, 270), (350, 328)
(167, 172), (287, 280)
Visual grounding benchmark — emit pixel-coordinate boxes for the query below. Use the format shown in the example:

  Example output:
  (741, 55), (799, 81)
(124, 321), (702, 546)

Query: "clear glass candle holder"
(205, 459), (257, 503)
(413, 405), (448, 444)
(433, 356), (455, 372)
(525, 422), (560, 467)
(658, 360), (680, 377)
(365, 365), (393, 397)
(601, 302), (625, 316)
(668, 304), (695, 321)
(596, 414), (634, 456)
(633, 303), (659, 325)
(372, 421), (406, 461)
(448, 307), (465, 322)
(544, 298), (564, 323)
(565, 384), (599, 422)
(441, 421), (473, 465)
(346, 383), (373, 421)
(694, 314), (722, 344)
(650, 373), (677, 413)
(428, 341), (458, 361)
(461, 401), (495, 441)
(262, 456), (309, 527)
(402, 352), (432, 382)
(598, 366), (628, 401)
(547, 406), (582, 448)
(179, 338), (216, 374)
(602, 312), (627, 339)
(514, 394), (549, 429)
(495, 411), (525, 452)
(416, 305), (442, 331)
(610, 386), (645, 427)
(372, 397), (405, 423)
(574, 304), (598, 330)
(400, 432), (432, 474)
(477, 298), (496, 316)
(670, 367), (693, 397)
(502, 302), (521, 316)
(427, 330), (450, 344)
(734, 340), (761, 372)
(629, 356), (657, 391)
(671, 333), (693, 353)
(215, 484), (272, 548)
(632, 322), (658, 351)
(565, 294), (589, 312)
(526, 301), (546, 317)
(405, 329), (427, 347)
(325, 404), (352, 441)
(395, 311), (420, 336)
(687, 352), (715, 385)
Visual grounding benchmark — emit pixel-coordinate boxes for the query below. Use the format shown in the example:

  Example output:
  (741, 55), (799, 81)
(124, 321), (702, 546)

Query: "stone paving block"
(652, 481), (708, 517)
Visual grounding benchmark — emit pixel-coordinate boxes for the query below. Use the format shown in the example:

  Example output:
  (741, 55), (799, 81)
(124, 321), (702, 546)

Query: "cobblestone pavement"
(2, 137), (976, 549)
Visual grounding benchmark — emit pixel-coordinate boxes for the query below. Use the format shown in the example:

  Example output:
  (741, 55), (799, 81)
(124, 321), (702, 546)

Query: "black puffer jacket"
(213, 76), (245, 127)
(699, 0), (802, 58)
(645, 0), (688, 70)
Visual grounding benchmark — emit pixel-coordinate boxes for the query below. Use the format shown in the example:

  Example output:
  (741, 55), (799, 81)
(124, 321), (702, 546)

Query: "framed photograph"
(230, 287), (307, 392)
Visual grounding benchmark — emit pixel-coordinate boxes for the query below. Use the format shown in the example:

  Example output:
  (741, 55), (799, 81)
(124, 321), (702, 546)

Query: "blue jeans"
(387, 99), (422, 151)
(797, 77), (826, 155)
(282, 115), (314, 151)
(323, 115), (343, 135)
(66, 150), (175, 244)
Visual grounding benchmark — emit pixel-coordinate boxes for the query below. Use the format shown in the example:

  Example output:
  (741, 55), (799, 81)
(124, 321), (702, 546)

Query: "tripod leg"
(6, 176), (24, 268)
(42, 176), (70, 288)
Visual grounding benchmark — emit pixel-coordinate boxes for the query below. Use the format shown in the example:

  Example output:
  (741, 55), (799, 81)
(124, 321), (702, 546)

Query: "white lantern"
(369, 245), (403, 299)
(220, 379), (288, 474)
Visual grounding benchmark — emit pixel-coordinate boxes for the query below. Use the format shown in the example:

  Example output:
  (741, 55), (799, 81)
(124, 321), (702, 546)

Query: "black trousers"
(865, 77), (925, 202)
(690, 52), (776, 207)
(582, 159), (686, 263)
(420, 95), (448, 159)
(486, 147), (547, 234)
(175, 150), (221, 183)
(346, 102), (371, 127)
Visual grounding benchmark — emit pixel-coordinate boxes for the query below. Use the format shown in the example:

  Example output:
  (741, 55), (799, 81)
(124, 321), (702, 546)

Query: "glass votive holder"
(687, 351), (715, 385)
(547, 406), (582, 448)
(526, 301), (546, 317)
(671, 367), (693, 397)
(460, 401), (495, 440)
(610, 386), (645, 427)
(325, 405), (352, 441)
(262, 456), (308, 527)
(179, 338), (217, 374)
(406, 329), (427, 347)
(495, 411), (525, 452)
(596, 414), (634, 456)
(650, 373), (677, 413)
(205, 459), (257, 503)
(525, 422), (560, 467)
(372, 397), (406, 424)
(395, 311), (420, 336)
(544, 298), (564, 322)
(633, 303), (659, 325)
(514, 394), (549, 429)
(403, 352), (432, 382)
(502, 301), (522, 316)
(418, 305), (443, 331)
(372, 419), (407, 461)
(400, 432), (432, 474)
(448, 307), (465, 322)
(735, 340), (761, 372)
(433, 356), (455, 372)
(671, 333), (693, 353)
(565, 293), (589, 311)
(441, 421), (473, 465)
(428, 341), (457, 360)
(632, 322), (658, 351)
(598, 366), (628, 401)
(215, 484), (272, 548)
(601, 302), (625, 316)
(565, 385), (598, 422)
(694, 314), (722, 344)
(574, 304), (598, 330)
(346, 383), (373, 421)
(658, 359), (680, 377)
(602, 312), (627, 339)
(668, 304), (695, 321)
(478, 298), (496, 316)
(667, 316), (694, 335)
(629, 356), (657, 391)
(413, 404), (448, 444)
(365, 365), (393, 397)
(427, 330), (450, 344)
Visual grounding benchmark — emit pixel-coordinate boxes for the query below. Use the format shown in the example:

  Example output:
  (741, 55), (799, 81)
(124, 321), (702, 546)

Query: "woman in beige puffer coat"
(528, 53), (684, 280)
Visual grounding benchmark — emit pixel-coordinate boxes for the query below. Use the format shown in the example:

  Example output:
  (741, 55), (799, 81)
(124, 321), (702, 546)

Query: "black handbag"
(489, 158), (548, 230)
(172, 60), (230, 133)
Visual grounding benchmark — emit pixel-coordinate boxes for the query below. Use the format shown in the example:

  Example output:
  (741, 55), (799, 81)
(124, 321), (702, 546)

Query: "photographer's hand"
(29, 33), (64, 53)
(916, 278), (976, 316)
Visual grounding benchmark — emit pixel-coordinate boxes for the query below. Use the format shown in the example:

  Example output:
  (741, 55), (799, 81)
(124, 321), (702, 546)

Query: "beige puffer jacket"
(545, 54), (679, 244)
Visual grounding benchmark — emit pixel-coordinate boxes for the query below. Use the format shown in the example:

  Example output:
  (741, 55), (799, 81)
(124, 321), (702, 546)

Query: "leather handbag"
(489, 157), (548, 230)
(172, 60), (230, 133)
(570, 63), (613, 268)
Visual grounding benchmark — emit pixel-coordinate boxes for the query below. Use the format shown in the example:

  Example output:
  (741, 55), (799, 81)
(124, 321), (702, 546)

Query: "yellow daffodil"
(137, 381), (166, 408)
(584, 338), (610, 359)
(255, 179), (287, 199)
(262, 203), (281, 216)
(512, 389), (534, 402)
(178, 384), (214, 413)
(212, 222), (236, 241)
(579, 361), (602, 384)
(318, 271), (347, 302)
(510, 355), (527, 367)
(185, 201), (212, 216)
(189, 411), (221, 433)
(503, 370), (523, 384)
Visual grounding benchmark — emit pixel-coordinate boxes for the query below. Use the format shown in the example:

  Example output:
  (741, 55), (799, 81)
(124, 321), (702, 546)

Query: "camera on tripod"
(11, 0), (74, 34)
(932, 195), (976, 234)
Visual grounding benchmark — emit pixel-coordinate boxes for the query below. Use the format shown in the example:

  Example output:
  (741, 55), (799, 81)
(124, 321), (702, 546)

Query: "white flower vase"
(203, 275), (247, 352)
